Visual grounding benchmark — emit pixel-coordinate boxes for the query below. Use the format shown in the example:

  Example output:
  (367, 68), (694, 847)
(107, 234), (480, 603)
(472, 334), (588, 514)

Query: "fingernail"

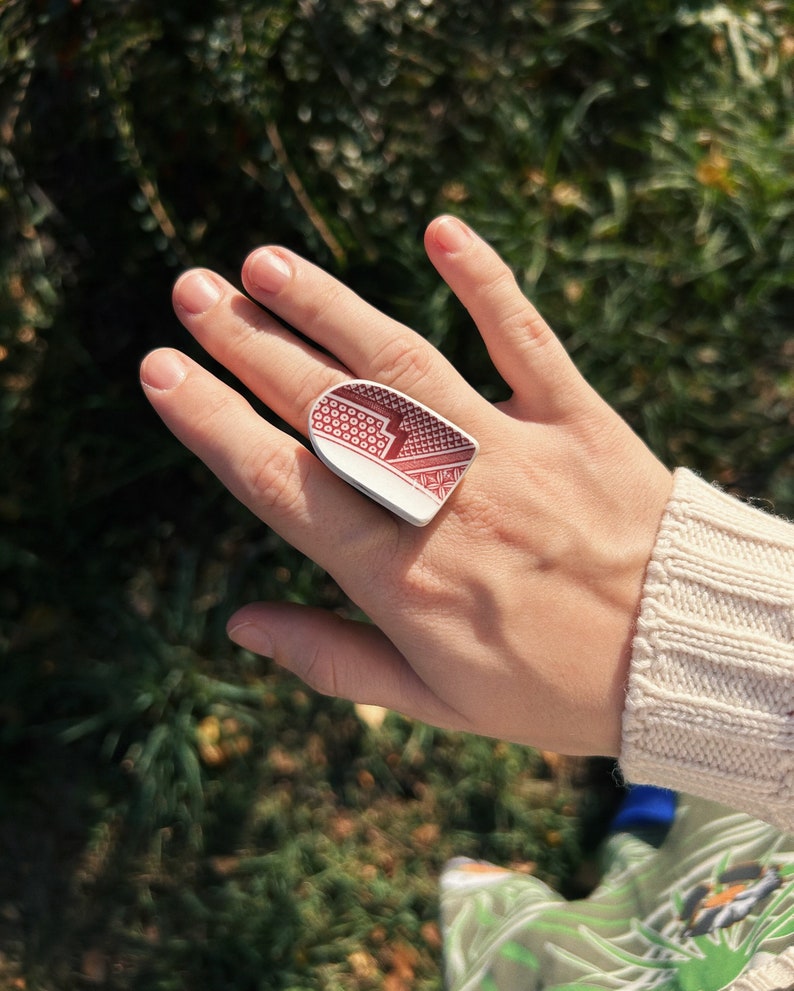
(140, 349), (187, 392)
(174, 271), (222, 314)
(433, 216), (472, 253)
(248, 249), (292, 294)
(227, 622), (274, 657)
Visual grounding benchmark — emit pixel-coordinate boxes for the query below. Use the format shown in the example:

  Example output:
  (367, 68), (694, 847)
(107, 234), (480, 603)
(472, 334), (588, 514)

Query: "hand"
(140, 216), (673, 756)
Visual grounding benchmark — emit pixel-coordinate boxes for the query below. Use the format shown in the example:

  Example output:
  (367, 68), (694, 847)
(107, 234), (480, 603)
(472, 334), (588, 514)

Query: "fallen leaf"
(420, 921), (442, 949)
(389, 941), (419, 979)
(357, 769), (375, 790)
(354, 703), (388, 730)
(411, 822), (440, 848)
(348, 950), (378, 980)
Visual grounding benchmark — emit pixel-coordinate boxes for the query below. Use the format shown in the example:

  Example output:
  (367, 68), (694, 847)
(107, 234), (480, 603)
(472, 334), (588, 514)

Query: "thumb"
(226, 603), (463, 729)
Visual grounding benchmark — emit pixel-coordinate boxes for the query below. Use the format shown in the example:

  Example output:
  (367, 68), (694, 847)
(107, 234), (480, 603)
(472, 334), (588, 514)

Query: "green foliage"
(1, 0), (792, 987)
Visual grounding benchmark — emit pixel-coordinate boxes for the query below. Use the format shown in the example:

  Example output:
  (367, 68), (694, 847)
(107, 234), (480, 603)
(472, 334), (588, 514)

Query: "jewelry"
(309, 380), (478, 526)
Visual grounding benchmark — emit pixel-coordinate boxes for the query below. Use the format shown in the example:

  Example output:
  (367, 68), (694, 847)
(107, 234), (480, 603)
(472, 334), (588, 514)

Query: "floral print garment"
(441, 798), (794, 990)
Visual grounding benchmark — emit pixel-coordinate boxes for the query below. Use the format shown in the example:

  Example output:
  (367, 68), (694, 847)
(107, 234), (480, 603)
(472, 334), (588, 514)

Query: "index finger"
(424, 216), (589, 423)
(139, 348), (396, 581)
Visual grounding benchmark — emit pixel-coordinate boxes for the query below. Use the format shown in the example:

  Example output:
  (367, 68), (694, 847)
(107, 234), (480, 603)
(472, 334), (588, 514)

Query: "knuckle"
(501, 300), (555, 353)
(303, 280), (349, 334)
(482, 265), (557, 352)
(370, 334), (437, 394)
(483, 261), (521, 299)
(300, 643), (339, 698)
(289, 364), (336, 422)
(393, 548), (450, 608)
(189, 388), (244, 439)
(228, 306), (274, 359)
(238, 441), (305, 516)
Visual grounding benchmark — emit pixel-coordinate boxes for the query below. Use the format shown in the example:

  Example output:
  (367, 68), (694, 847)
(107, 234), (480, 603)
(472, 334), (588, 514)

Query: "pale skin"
(140, 216), (673, 757)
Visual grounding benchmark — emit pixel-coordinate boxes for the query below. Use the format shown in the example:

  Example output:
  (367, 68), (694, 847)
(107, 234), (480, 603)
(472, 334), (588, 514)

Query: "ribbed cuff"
(620, 468), (794, 832)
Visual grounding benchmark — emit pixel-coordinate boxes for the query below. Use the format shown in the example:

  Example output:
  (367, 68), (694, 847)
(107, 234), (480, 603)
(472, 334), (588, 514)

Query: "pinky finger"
(227, 603), (465, 731)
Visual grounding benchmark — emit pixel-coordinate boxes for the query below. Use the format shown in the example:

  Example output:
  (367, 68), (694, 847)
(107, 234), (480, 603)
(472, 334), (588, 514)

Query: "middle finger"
(241, 247), (481, 427)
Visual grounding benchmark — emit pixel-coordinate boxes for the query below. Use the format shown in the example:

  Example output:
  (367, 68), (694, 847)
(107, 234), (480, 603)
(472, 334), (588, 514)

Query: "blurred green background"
(1, 1), (792, 988)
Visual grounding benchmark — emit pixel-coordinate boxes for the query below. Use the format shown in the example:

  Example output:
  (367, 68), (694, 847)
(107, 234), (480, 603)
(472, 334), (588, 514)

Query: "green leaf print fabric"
(441, 798), (794, 990)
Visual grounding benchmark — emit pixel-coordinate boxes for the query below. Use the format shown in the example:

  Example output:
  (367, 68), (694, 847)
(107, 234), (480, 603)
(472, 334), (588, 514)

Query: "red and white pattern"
(310, 382), (478, 505)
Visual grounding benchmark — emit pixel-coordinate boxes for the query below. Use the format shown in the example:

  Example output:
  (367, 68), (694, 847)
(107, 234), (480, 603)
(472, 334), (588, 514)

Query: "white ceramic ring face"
(309, 380), (479, 526)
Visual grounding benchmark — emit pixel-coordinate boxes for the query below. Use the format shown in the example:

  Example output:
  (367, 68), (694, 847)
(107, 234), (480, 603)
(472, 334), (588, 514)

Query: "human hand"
(140, 216), (673, 756)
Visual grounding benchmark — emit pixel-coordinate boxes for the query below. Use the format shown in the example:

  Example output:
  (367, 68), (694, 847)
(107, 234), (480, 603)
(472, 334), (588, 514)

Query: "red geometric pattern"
(310, 382), (477, 505)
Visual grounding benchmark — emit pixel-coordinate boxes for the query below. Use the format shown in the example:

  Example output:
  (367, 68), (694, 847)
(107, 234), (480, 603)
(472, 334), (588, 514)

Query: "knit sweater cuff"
(620, 468), (794, 832)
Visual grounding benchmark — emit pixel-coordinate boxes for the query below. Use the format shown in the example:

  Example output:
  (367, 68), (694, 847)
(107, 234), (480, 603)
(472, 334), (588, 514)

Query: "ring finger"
(172, 268), (349, 435)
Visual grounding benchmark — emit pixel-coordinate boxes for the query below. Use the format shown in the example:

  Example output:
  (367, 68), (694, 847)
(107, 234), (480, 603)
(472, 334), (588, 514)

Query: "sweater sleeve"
(620, 468), (794, 832)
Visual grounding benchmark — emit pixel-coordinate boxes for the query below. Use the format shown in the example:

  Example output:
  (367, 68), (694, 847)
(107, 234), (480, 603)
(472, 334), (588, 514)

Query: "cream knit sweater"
(621, 467), (793, 833)
(620, 469), (794, 991)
